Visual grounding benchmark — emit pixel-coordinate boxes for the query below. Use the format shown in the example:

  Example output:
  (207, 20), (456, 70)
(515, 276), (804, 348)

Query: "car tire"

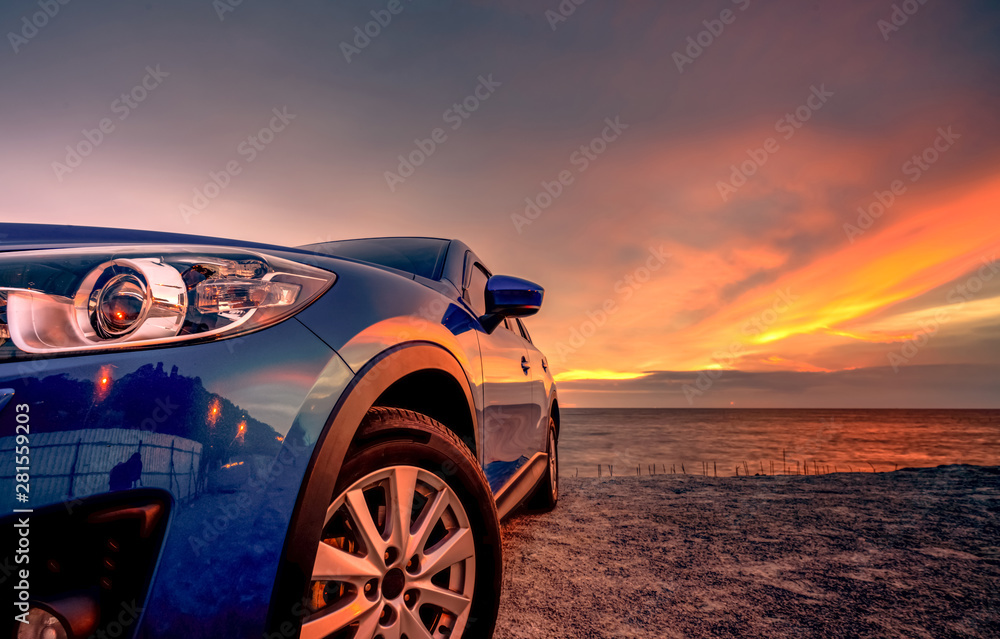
(525, 418), (559, 512)
(299, 407), (501, 639)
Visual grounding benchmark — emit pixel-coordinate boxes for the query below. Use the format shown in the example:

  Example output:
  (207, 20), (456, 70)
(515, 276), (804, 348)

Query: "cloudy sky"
(2, 0), (998, 407)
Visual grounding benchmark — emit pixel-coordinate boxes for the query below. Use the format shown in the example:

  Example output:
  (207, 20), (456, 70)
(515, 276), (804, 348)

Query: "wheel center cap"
(381, 568), (405, 599)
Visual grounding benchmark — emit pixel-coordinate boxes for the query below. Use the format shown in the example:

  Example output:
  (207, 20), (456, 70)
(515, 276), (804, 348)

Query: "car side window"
(515, 318), (532, 343)
(465, 263), (490, 317)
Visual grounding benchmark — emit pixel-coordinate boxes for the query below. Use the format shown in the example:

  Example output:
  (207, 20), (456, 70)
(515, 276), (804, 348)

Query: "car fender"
(266, 340), (478, 635)
(293, 257), (483, 386)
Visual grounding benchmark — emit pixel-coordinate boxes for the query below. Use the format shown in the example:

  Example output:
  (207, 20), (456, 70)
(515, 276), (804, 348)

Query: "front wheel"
(300, 408), (501, 639)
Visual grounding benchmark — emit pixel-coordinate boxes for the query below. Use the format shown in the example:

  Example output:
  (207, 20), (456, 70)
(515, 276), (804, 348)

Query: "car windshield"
(299, 237), (450, 280)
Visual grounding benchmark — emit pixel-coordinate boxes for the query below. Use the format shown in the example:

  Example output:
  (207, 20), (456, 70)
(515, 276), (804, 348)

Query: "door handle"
(521, 356), (530, 374)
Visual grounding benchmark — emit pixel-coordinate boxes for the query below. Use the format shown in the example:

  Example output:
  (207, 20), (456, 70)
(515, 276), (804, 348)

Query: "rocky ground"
(494, 465), (1000, 638)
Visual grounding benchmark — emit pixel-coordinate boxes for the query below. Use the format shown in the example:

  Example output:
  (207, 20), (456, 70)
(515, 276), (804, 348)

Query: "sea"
(558, 408), (1000, 477)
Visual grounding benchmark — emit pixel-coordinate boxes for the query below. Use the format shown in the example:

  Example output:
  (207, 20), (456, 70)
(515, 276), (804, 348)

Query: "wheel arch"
(370, 368), (479, 461)
(266, 341), (479, 636)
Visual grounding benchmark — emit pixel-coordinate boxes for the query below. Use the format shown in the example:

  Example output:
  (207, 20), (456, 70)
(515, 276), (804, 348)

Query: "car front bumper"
(1, 318), (354, 638)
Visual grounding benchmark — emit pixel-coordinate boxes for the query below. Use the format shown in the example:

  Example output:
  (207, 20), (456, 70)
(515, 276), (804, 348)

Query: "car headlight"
(0, 245), (335, 356)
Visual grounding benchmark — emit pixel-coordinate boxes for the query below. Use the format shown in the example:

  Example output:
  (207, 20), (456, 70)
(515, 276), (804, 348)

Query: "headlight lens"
(0, 245), (335, 356)
(77, 258), (187, 342)
(96, 273), (148, 336)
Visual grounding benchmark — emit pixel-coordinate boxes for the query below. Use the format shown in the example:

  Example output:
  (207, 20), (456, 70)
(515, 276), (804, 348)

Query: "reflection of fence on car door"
(0, 428), (202, 511)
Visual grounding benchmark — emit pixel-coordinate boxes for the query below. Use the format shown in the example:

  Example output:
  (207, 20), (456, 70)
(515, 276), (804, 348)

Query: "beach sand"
(495, 465), (1000, 638)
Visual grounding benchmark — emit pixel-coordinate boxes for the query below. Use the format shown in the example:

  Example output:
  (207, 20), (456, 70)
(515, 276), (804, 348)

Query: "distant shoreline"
(556, 408), (1000, 479)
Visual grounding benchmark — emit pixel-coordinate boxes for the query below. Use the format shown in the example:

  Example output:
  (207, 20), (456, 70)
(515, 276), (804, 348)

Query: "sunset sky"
(1, 0), (998, 407)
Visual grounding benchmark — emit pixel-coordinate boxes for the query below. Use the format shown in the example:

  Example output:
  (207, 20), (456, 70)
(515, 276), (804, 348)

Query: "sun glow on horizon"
(554, 370), (650, 382)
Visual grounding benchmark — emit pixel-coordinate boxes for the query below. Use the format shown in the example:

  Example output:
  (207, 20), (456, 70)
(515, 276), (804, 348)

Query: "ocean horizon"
(558, 408), (1000, 477)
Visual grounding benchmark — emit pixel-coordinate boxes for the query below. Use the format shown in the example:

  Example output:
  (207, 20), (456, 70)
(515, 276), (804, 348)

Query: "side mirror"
(480, 275), (543, 333)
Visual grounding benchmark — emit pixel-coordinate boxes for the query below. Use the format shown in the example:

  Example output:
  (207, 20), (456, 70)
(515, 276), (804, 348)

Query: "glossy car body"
(0, 224), (558, 639)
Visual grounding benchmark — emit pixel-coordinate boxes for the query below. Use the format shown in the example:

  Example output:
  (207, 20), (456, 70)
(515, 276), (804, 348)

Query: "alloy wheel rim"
(301, 465), (476, 639)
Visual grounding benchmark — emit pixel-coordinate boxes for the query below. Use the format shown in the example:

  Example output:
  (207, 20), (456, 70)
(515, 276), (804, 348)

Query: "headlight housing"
(0, 245), (335, 357)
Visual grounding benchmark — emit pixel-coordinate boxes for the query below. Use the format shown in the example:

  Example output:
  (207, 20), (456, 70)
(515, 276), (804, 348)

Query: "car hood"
(0, 222), (444, 287)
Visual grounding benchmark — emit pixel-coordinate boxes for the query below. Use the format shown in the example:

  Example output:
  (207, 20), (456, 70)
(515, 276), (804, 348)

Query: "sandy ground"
(494, 465), (1000, 638)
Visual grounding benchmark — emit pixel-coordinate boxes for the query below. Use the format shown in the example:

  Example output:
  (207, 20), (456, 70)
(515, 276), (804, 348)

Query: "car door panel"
(515, 318), (550, 453)
(463, 256), (538, 493)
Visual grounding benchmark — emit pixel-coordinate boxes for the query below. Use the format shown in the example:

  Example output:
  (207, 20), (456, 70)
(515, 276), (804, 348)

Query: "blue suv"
(1, 225), (559, 639)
